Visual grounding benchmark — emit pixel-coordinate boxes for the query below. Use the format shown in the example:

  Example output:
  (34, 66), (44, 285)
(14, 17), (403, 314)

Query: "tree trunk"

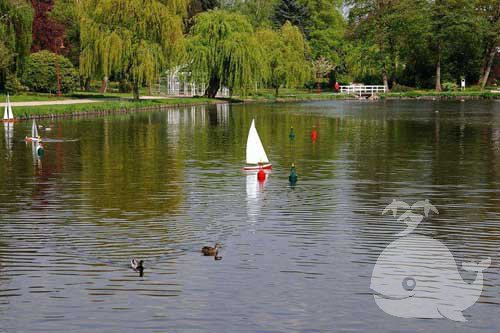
(204, 76), (220, 98)
(435, 42), (442, 92)
(382, 63), (389, 92)
(480, 46), (496, 89)
(84, 77), (91, 91)
(100, 76), (108, 94)
(390, 59), (397, 88)
(133, 82), (140, 100)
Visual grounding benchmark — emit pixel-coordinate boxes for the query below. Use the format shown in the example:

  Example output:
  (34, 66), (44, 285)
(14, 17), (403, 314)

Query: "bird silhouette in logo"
(382, 199), (439, 236)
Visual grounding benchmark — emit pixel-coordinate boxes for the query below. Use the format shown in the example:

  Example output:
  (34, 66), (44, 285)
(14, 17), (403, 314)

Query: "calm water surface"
(0, 100), (499, 332)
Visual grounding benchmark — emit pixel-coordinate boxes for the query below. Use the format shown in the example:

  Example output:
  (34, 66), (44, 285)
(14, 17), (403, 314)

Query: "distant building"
(162, 66), (229, 97)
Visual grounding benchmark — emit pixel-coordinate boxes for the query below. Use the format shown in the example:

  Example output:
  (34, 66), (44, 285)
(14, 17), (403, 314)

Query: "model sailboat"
(244, 119), (272, 170)
(3, 94), (14, 122)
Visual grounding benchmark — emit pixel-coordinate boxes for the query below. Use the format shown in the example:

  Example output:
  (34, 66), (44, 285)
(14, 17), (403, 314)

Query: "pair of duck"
(130, 242), (222, 275)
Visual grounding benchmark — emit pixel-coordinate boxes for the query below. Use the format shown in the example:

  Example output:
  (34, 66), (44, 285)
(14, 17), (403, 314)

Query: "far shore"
(1, 89), (499, 119)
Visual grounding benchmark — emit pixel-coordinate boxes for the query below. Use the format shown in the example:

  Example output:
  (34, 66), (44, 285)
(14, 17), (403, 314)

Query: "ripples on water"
(0, 100), (499, 332)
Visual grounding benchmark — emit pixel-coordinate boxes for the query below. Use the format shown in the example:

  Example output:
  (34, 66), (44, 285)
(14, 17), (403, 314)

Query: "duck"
(202, 242), (220, 256)
(130, 258), (144, 275)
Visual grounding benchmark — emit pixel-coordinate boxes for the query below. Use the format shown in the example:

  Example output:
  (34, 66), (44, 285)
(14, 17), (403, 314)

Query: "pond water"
(0, 100), (499, 332)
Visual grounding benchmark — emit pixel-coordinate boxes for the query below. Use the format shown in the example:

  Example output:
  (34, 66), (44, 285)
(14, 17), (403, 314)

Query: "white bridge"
(340, 85), (387, 96)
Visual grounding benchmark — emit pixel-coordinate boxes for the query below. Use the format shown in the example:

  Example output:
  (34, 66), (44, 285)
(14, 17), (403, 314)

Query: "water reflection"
(3, 122), (13, 157)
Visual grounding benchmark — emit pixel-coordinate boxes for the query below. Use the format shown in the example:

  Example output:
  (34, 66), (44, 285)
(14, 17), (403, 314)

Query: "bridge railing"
(340, 85), (387, 94)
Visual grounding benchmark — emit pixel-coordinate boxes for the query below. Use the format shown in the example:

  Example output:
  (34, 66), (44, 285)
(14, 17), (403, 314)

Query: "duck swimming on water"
(130, 258), (144, 276)
(202, 243), (220, 256)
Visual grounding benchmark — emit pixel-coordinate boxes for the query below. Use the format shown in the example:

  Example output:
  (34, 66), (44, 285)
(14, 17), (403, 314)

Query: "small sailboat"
(2, 94), (15, 122)
(244, 119), (272, 170)
(25, 119), (41, 142)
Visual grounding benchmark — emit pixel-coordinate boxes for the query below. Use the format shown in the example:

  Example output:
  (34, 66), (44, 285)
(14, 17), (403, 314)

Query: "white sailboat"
(244, 119), (272, 170)
(3, 94), (14, 122)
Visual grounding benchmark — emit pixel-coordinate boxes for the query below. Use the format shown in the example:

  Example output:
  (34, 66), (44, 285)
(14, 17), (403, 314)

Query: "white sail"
(31, 119), (39, 138)
(246, 119), (269, 164)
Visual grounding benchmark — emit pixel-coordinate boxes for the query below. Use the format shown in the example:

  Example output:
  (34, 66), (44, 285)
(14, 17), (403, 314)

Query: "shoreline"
(3, 91), (499, 120)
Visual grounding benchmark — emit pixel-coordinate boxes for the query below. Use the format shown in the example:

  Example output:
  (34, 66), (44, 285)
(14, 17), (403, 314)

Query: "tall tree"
(304, 0), (345, 66)
(272, 0), (311, 36)
(347, 0), (399, 90)
(257, 22), (311, 96)
(476, 0), (500, 88)
(0, 0), (33, 88)
(31, 0), (65, 53)
(431, 0), (478, 91)
(187, 10), (266, 98)
(79, 0), (186, 99)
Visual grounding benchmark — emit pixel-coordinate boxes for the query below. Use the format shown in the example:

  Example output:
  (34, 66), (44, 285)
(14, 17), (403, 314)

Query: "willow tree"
(187, 10), (266, 98)
(257, 22), (311, 97)
(79, 0), (186, 99)
(0, 0), (33, 88)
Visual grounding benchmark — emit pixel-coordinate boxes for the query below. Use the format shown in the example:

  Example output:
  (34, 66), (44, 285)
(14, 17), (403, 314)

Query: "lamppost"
(53, 38), (65, 97)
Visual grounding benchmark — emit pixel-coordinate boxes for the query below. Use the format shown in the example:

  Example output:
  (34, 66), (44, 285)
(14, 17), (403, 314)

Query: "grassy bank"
(242, 87), (500, 102)
(13, 97), (220, 118)
(242, 90), (353, 102)
(380, 89), (500, 99)
(2, 93), (70, 102)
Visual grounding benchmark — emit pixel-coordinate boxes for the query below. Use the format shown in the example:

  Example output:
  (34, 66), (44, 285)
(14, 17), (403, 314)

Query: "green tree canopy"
(272, 0), (311, 36)
(305, 0), (345, 63)
(257, 22), (311, 96)
(79, 0), (186, 99)
(187, 10), (266, 98)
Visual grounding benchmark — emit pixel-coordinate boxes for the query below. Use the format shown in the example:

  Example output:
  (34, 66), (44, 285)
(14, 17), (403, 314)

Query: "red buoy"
(257, 169), (266, 182)
(311, 127), (318, 142)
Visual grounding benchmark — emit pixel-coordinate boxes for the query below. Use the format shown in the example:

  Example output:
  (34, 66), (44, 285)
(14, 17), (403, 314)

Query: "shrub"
(390, 84), (412, 92)
(119, 80), (132, 93)
(4, 73), (26, 94)
(442, 81), (458, 92)
(21, 50), (79, 93)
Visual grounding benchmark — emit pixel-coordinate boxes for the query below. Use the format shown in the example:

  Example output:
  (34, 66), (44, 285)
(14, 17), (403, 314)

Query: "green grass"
(1, 93), (70, 102)
(242, 88), (352, 102)
(13, 97), (220, 118)
(380, 89), (500, 99)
